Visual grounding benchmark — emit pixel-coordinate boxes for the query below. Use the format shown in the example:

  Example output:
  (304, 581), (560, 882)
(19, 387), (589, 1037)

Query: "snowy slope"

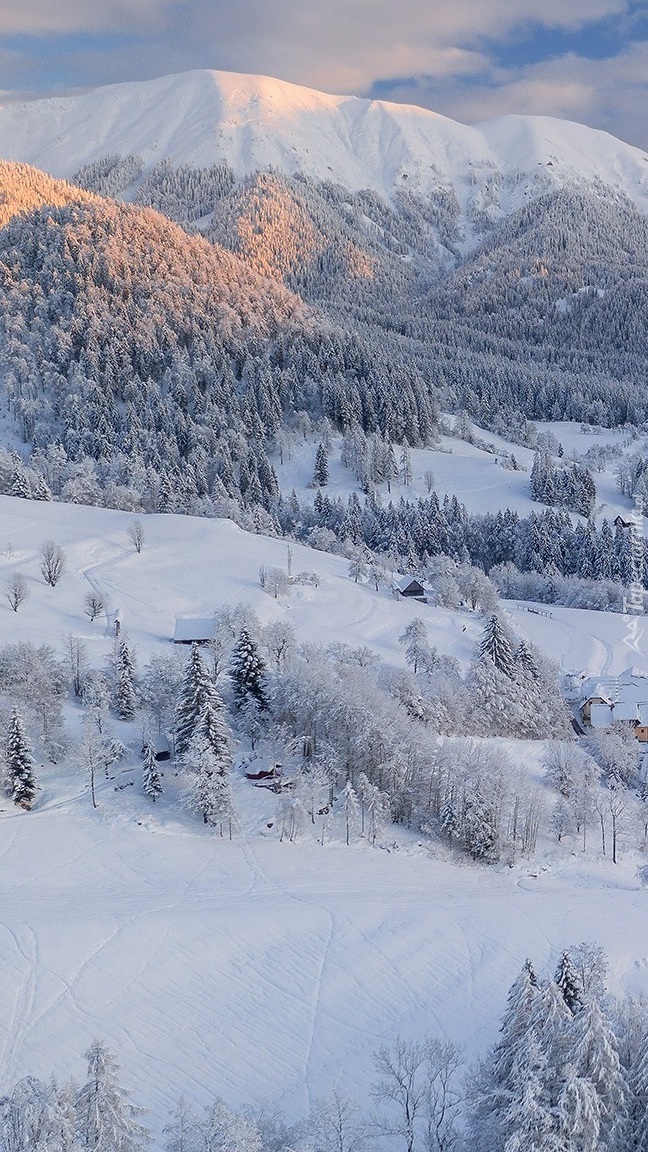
(0, 493), (646, 1145)
(1, 69), (648, 216)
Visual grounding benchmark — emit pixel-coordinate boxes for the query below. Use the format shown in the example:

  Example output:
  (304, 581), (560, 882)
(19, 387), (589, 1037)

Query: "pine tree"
(75, 1040), (149, 1151)
(468, 961), (542, 1152)
(625, 1032), (648, 1152)
(183, 700), (234, 833)
(479, 615), (516, 678)
(566, 998), (627, 1148)
(142, 742), (163, 802)
(555, 950), (583, 1014)
(312, 443), (329, 487)
(555, 1064), (601, 1152)
(229, 628), (268, 710)
(7, 708), (37, 809)
(513, 640), (539, 682)
(175, 645), (220, 755)
(114, 640), (137, 721)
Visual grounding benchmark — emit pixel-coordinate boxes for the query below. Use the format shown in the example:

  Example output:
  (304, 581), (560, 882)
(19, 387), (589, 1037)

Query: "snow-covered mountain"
(2, 68), (648, 220)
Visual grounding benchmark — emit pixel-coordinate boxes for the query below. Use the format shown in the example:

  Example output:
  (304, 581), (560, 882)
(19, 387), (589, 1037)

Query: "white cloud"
(0, 0), (175, 36)
(1, 0), (648, 148)
(423, 42), (648, 147)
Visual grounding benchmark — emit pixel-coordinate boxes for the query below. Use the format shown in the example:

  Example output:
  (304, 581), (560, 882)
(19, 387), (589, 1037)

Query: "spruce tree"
(141, 743), (163, 802)
(479, 615), (516, 678)
(312, 443), (329, 487)
(513, 639), (539, 682)
(555, 949), (583, 1014)
(114, 640), (137, 721)
(229, 628), (268, 710)
(566, 998), (627, 1148)
(7, 708), (37, 809)
(175, 644), (220, 754)
(183, 700), (234, 833)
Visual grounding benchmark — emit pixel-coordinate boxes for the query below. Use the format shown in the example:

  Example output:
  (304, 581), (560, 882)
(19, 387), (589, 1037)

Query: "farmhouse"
(395, 576), (426, 599)
(579, 665), (648, 742)
(173, 616), (215, 644)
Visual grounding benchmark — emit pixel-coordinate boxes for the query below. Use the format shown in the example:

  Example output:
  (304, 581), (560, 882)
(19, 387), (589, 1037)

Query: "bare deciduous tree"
(5, 573), (29, 612)
(40, 540), (66, 586)
(65, 633), (88, 698)
(372, 1036), (463, 1152)
(128, 519), (145, 554)
(84, 590), (105, 621)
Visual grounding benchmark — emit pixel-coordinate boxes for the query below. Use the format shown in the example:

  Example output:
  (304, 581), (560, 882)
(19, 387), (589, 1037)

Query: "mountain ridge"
(2, 68), (648, 225)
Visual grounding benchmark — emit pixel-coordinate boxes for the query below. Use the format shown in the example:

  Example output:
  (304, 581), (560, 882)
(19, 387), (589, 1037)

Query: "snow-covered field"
(0, 493), (647, 1139)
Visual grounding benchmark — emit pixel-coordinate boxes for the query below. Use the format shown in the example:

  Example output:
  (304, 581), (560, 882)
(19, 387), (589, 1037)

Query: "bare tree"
(264, 621), (295, 668)
(5, 573), (29, 612)
(40, 540), (66, 586)
(128, 518), (145, 553)
(308, 1086), (368, 1152)
(372, 1038), (427, 1152)
(84, 590), (105, 621)
(65, 633), (88, 698)
(421, 1038), (463, 1152)
(423, 470), (436, 494)
(607, 792), (627, 864)
(372, 1037), (463, 1152)
(264, 567), (289, 598)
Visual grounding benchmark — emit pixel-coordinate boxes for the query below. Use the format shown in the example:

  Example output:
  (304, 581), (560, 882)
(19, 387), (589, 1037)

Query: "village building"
(173, 616), (215, 644)
(579, 665), (648, 741)
(395, 576), (426, 600)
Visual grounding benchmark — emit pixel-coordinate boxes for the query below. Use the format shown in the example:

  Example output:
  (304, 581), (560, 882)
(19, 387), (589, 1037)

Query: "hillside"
(0, 494), (645, 1143)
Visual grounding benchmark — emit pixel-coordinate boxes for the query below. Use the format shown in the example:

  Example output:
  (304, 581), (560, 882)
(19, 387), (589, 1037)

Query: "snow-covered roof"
(173, 616), (215, 643)
(395, 576), (424, 593)
(580, 667), (648, 729)
(580, 670), (648, 709)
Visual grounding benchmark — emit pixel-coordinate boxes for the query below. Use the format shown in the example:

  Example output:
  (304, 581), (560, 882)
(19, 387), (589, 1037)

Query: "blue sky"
(1, 0), (648, 148)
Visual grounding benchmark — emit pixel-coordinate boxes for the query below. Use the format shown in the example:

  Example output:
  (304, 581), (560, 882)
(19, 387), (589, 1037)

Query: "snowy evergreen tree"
(6, 708), (36, 809)
(229, 629), (268, 711)
(0, 1075), (79, 1152)
(513, 640), (539, 682)
(75, 1040), (148, 1151)
(478, 616), (516, 678)
(624, 1032), (648, 1152)
(114, 640), (137, 722)
(555, 1064), (601, 1152)
(555, 950), (583, 1015)
(199, 1099), (262, 1152)
(141, 743), (163, 802)
(175, 645), (221, 755)
(183, 699), (234, 834)
(566, 997), (627, 1148)
(312, 443), (330, 487)
(163, 1097), (201, 1152)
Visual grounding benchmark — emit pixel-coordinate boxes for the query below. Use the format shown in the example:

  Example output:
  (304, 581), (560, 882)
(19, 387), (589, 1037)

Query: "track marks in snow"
(1, 924), (38, 1081)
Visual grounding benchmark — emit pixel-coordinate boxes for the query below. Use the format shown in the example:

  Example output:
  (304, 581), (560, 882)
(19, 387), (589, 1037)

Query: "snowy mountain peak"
(2, 68), (648, 216)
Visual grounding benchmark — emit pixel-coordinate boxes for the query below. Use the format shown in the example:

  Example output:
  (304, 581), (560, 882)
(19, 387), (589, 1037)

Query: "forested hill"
(0, 159), (97, 229)
(0, 170), (439, 511)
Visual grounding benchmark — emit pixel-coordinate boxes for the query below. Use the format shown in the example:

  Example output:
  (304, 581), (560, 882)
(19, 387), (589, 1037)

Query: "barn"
(395, 576), (426, 599)
(173, 617), (215, 644)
